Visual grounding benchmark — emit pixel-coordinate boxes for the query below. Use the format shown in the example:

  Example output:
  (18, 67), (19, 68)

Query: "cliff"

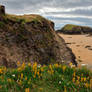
(57, 24), (92, 34)
(0, 5), (77, 68)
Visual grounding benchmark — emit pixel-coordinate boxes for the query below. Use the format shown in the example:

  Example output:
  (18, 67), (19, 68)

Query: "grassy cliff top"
(62, 24), (91, 31)
(57, 24), (92, 34)
(5, 14), (51, 23)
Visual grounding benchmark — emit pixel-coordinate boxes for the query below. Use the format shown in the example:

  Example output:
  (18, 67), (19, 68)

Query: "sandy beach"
(58, 33), (92, 70)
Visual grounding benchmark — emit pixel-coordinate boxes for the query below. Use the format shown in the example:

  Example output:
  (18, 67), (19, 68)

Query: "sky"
(0, 0), (92, 29)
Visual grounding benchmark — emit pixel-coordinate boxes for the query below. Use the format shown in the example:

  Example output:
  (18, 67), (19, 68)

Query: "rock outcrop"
(0, 5), (5, 15)
(0, 6), (77, 68)
(57, 24), (92, 34)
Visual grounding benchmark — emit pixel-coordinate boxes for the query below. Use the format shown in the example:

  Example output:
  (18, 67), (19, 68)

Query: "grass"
(63, 24), (78, 31)
(0, 21), (5, 28)
(0, 62), (92, 92)
(5, 14), (47, 23)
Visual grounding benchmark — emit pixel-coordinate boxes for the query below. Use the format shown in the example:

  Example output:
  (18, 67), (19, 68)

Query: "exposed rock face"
(57, 24), (92, 34)
(0, 6), (77, 68)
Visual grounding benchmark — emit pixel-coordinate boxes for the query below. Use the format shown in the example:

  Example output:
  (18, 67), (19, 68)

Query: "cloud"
(0, 0), (92, 29)
(39, 6), (92, 13)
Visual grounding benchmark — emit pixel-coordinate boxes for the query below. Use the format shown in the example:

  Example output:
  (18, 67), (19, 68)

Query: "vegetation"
(0, 21), (5, 28)
(0, 62), (91, 92)
(57, 24), (92, 34)
(5, 14), (46, 23)
(62, 24), (78, 31)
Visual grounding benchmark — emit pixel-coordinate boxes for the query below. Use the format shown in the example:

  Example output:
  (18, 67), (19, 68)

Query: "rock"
(57, 24), (92, 34)
(0, 5), (5, 15)
(0, 5), (77, 68)
(66, 43), (72, 45)
(85, 45), (91, 48)
(76, 45), (80, 47)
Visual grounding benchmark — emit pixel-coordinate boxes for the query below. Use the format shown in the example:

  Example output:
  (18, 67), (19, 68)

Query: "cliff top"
(57, 24), (92, 34)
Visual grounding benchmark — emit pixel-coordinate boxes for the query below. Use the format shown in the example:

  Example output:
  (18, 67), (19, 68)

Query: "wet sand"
(58, 33), (92, 70)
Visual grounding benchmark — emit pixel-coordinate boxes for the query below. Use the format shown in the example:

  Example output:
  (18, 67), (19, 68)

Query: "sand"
(58, 33), (92, 70)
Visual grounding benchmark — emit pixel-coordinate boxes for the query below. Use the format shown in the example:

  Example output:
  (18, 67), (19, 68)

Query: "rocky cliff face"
(0, 6), (77, 68)
(57, 24), (92, 34)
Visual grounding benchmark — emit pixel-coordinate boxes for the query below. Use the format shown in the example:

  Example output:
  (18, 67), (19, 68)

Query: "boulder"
(0, 6), (77, 68)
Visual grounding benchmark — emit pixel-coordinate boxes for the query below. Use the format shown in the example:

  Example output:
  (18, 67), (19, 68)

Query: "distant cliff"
(0, 5), (77, 68)
(57, 24), (92, 34)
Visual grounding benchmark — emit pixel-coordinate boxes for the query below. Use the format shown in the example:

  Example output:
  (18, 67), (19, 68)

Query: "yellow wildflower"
(33, 75), (36, 78)
(90, 79), (92, 88)
(37, 71), (40, 76)
(17, 61), (20, 66)
(73, 72), (76, 77)
(76, 80), (79, 85)
(0, 69), (3, 74)
(32, 62), (37, 72)
(85, 83), (89, 88)
(25, 88), (30, 92)
(83, 77), (86, 82)
(72, 77), (75, 82)
(7, 78), (12, 83)
(18, 80), (22, 86)
(43, 65), (46, 68)
(0, 85), (2, 89)
(77, 76), (80, 80)
(40, 73), (42, 77)
(17, 67), (22, 72)
(64, 86), (67, 92)
(21, 62), (25, 69)
(33, 62), (37, 67)
(21, 73), (23, 79)
(40, 67), (44, 72)
(62, 65), (66, 72)
(49, 65), (52, 69)
(25, 76), (27, 80)
(28, 63), (31, 67)
(48, 70), (53, 75)
(69, 62), (72, 66)
(54, 64), (59, 68)
(81, 77), (84, 82)
(39, 88), (43, 91)
(2, 67), (7, 72)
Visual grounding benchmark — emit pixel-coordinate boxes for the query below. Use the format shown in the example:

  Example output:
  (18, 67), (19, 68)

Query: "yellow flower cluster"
(25, 88), (30, 92)
(72, 71), (92, 89)
(0, 67), (7, 74)
(62, 65), (66, 72)
(17, 62), (26, 72)
(32, 62), (42, 78)
(48, 65), (54, 75)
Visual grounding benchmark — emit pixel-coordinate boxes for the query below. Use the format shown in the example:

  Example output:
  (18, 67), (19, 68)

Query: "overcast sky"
(0, 0), (92, 29)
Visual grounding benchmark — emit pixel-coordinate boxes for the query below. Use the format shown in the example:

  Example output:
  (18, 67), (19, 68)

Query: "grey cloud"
(0, 0), (92, 29)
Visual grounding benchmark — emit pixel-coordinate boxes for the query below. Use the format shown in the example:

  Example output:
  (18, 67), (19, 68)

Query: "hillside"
(0, 5), (77, 68)
(57, 24), (92, 34)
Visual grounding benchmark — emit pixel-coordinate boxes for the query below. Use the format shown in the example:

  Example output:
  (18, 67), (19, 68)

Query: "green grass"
(0, 21), (5, 28)
(63, 24), (78, 31)
(0, 63), (92, 92)
(5, 14), (47, 23)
